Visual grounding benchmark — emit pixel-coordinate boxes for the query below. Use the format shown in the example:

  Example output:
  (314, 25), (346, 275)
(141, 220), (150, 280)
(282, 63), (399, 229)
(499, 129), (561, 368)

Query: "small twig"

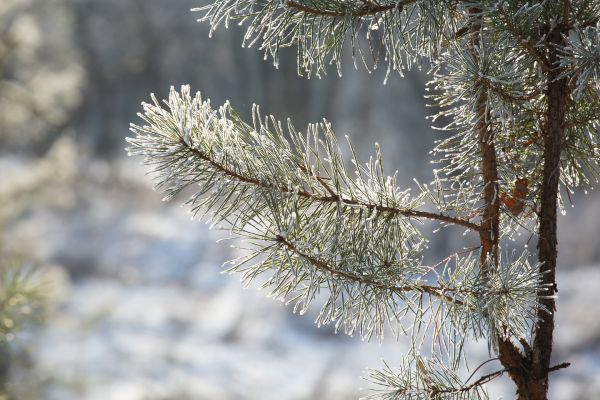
(297, 164), (338, 198)
(478, 75), (542, 103)
(548, 362), (570, 373)
(454, 25), (469, 39)
(464, 358), (500, 384)
(496, 7), (552, 72)
(431, 367), (510, 396)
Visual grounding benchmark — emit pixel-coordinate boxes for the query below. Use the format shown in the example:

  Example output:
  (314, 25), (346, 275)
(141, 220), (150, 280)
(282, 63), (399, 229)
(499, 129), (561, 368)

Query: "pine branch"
(128, 1), (600, 395)
(284, 0), (414, 17)
(278, 234), (543, 309)
(493, 3), (552, 72)
(276, 234), (464, 305)
(559, 22), (600, 98)
(130, 87), (479, 231)
(0, 262), (46, 340)
(196, 0), (465, 77)
(186, 140), (480, 230)
(128, 87), (546, 343)
(431, 367), (508, 397)
(364, 355), (492, 400)
(477, 75), (542, 103)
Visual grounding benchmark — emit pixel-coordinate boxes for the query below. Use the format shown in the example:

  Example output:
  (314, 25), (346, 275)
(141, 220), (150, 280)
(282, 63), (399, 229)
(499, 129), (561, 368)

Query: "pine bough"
(128, 0), (600, 398)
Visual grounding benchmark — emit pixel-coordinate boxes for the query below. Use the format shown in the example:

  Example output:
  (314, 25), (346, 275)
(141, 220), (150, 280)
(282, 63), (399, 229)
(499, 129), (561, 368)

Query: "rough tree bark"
(469, 4), (571, 399)
(527, 23), (569, 400)
(499, 15), (570, 400)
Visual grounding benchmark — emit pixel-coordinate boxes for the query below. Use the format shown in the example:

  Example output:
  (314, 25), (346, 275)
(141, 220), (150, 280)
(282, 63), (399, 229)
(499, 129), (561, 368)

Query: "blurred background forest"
(1, 0), (599, 399)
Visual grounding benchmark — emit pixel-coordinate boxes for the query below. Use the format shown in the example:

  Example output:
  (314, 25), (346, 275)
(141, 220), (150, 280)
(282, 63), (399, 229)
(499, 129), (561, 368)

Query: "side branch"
(467, 8), (501, 268)
(496, 7), (552, 72)
(285, 0), (415, 17)
(548, 362), (570, 373)
(467, 7), (529, 395)
(478, 75), (542, 103)
(184, 142), (482, 232)
(275, 235), (465, 305)
(431, 367), (509, 397)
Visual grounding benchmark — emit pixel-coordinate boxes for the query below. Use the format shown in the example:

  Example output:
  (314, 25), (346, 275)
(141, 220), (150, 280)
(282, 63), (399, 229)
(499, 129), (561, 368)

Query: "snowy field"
(3, 157), (599, 400)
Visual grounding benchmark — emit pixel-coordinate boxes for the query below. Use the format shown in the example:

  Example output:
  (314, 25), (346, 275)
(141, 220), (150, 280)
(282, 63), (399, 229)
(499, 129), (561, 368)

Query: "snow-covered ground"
(3, 158), (600, 400)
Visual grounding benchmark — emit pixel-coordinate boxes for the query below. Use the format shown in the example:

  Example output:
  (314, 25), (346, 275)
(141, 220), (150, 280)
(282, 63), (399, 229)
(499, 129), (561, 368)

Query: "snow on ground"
(4, 157), (600, 399)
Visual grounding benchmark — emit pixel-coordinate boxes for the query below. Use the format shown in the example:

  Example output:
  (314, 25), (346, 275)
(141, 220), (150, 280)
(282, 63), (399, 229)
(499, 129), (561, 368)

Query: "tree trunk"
(528, 26), (568, 400)
(506, 24), (569, 400)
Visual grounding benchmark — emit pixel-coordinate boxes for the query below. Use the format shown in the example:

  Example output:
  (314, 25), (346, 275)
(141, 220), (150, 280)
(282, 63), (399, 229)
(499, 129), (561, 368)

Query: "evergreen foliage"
(128, 89), (544, 345)
(129, 1), (599, 398)
(0, 261), (46, 396)
(0, 262), (45, 343)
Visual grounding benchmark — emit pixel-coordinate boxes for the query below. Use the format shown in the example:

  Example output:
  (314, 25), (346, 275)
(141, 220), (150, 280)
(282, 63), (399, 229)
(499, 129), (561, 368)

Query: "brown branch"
(466, 7), (500, 269)
(496, 7), (552, 73)
(548, 362), (570, 373)
(431, 367), (509, 396)
(453, 25), (469, 39)
(522, 40), (553, 73)
(284, 0), (415, 18)
(183, 142), (482, 232)
(465, 6), (532, 397)
(276, 236), (522, 305)
(562, 0), (569, 31)
(529, 23), (570, 399)
(275, 235), (467, 305)
(577, 17), (599, 29)
(478, 76), (542, 103)
(285, 1), (353, 17)
(297, 164), (338, 198)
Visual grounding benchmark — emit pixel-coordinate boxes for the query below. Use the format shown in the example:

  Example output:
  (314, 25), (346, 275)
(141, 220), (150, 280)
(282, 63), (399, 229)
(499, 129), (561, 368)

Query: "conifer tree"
(128, 1), (600, 398)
